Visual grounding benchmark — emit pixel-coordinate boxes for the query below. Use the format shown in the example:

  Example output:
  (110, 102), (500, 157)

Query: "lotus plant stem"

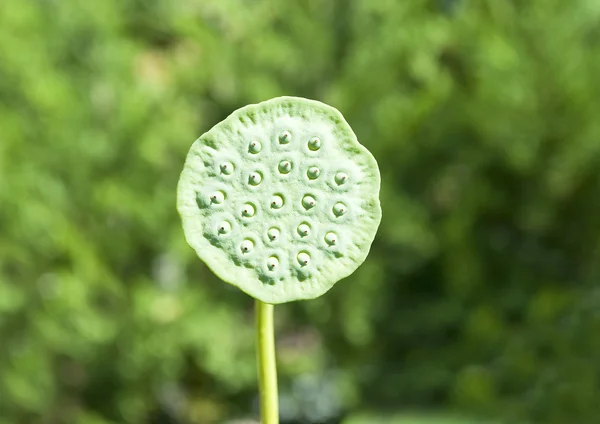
(177, 96), (381, 422)
(256, 300), (279, 424)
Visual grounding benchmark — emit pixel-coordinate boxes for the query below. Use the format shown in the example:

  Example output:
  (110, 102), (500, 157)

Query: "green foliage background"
(1, 0), (600, 423)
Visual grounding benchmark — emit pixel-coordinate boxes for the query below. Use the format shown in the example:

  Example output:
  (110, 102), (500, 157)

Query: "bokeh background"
(2, 0), (600, 423)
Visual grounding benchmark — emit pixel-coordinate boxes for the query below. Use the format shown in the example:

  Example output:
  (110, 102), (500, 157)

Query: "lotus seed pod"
(177, 96), (382, 304)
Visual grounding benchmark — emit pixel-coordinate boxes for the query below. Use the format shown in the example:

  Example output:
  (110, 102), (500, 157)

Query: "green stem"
(256, 300), (279, 424)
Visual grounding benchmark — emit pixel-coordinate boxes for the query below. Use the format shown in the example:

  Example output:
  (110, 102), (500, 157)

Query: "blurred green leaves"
(1, 0), (600, 423)
(343, 414), (500, 424)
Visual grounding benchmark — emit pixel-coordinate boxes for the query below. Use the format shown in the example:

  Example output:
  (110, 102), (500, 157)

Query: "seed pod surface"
(177, 96), (381, 303)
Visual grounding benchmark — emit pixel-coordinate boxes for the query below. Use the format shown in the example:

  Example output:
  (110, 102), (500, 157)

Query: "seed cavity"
(308, 137), (321, 151)
(279, 130), (291, 144)
(278, 160), (292, 174)
(210, 191), (225, 204)
(270, 195), (284, 209)
(218, 221), (232, 235)
(240, 239), (254, 254)
(333, 202), (347, 217)
(249, 172), (262, 186)
(297, 223), (311, 237)
(241, 204), (255, 217)
(297, 252), (310, 266)
(266, 256), (279, 271)
(248, 140), (262, 154)
(220, 162), (234, 175)
(267, 227), (280, 241)
(324, 232), (338, 245)
(307, 167), (320, 180)
(302, 195), (316, 210)
(335, 172), (349, 185)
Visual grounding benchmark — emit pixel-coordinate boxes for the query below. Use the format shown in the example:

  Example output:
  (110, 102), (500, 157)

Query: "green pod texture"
(177, 96), (381, 304)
